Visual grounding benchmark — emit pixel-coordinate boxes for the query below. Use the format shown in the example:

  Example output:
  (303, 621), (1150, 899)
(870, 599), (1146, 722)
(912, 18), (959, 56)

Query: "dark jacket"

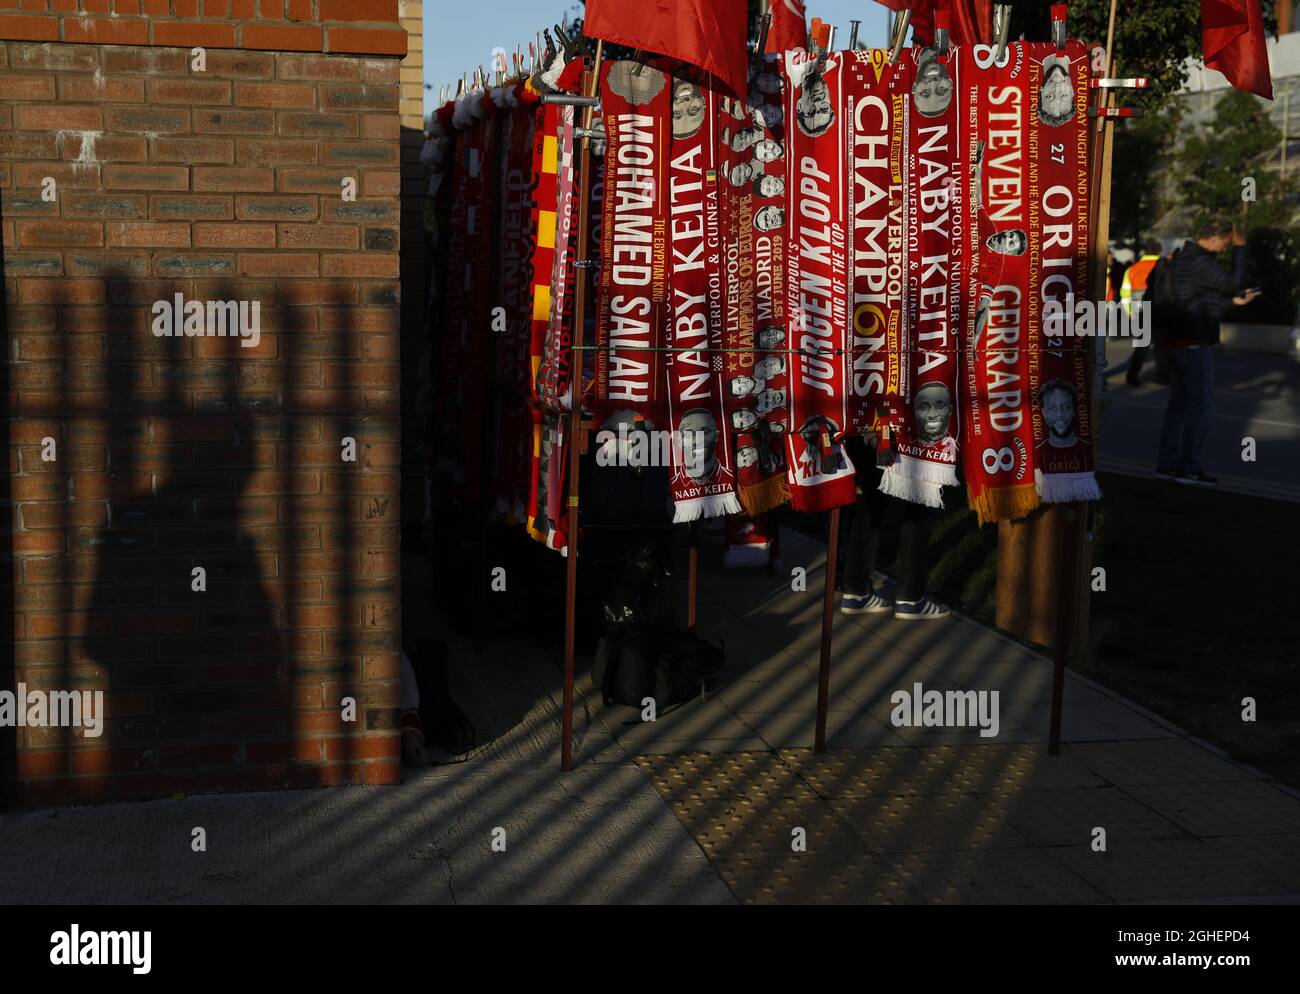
(1171, 241), (1247, 345)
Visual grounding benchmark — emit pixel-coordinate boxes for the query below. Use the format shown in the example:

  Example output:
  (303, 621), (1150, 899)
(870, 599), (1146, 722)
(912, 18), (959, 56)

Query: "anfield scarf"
(880, 45), (962, 509)
(719, 53), (791, 516)
(594, 60), (672, 435)
(961, 41), (1039, 523)
(783, 49), (857, 514)
(665, 73), (742, 522)
(1029, 40), (1100, 504)
(845, 49), (902, 439)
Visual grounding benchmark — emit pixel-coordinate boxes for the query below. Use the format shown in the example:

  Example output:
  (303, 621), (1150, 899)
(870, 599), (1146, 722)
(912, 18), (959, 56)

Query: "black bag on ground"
(409, 639), (477, 756)
(592, 626), (725, 710)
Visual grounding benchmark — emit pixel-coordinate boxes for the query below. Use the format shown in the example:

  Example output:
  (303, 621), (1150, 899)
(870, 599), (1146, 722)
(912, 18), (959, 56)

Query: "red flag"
(584, 0), (749, 99)
(872, 0), (991, 47)
(767, 0), (807, 54)
(1203, 0), (1273, 99)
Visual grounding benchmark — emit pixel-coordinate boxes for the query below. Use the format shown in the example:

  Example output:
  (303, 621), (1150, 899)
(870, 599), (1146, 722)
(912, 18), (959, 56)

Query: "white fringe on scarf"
(672, 492), (743, 524)
(878, 453), (956, 509)
(1035, 469), (1102, 503)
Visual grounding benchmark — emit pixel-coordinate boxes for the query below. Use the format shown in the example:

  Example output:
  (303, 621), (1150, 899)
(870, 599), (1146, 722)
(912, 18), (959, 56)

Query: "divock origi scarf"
(719, 53), (791, 516)
(879, 45), (963, 509)
(782, 49), (857, 514)
(961, 40), (1040, 523)
(594, 60), (671, 435)
(665, 72), (742, 521)
(1028, 39), (1099, 504)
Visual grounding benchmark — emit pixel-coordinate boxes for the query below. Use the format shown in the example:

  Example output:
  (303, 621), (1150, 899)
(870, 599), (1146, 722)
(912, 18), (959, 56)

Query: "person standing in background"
(1123, 238), (1164, 386)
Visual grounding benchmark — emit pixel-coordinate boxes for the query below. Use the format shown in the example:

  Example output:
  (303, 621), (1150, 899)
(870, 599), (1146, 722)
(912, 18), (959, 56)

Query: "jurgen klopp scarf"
(879, 45), (962, 509)
(719, 54), (791, 516)
(782, 49), (857, 514)
(594, 60), (672, 434)
(665, 73), (742, 522)
(960, 42), (1040, 523)
(1028, 40), (1099, 504)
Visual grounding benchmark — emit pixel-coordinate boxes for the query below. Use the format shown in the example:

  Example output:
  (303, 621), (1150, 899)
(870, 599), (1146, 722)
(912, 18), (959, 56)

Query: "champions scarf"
(719, 53), (791, 516)
(1028, 40), (1099, 504)
(879, 45), (962, 509)
(665, 73), (742, 522)
(845, 49), (902, 438)
(782, 49), (857, 514)
(961, 42), (1040, 523)
(594, 60), (671, 433)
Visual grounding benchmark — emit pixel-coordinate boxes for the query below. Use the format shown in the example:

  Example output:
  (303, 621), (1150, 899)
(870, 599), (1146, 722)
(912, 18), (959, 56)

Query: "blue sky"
(424, 0), (895, 114)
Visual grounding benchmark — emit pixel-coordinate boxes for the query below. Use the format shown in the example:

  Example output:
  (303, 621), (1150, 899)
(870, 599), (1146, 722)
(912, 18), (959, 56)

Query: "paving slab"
(1062, 738), (1262, 786)
(1120, 780), (1300, 838)
(1045, 839), (1289, 904)
(1201, 834), (1300, 893)
(830, 791), (1032, 852)
(884, 848), (1110, 904)
(714, 853), (923, 905)
(997, 786), (1189, 847)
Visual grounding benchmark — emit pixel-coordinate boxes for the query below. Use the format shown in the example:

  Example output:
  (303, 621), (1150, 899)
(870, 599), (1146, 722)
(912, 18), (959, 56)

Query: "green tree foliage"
(1177, 88), (1299, 322)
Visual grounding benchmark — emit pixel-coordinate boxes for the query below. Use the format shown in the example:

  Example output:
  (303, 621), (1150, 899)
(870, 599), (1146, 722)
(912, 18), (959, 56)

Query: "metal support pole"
(1048, 505), (1080, 754)
(814, 506), (841, 753)
(561, 41), (602, 773)
(687, 522), (698, 635)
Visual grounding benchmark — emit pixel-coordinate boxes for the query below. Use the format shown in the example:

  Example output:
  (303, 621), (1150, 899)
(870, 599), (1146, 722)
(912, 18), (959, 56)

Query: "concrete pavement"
(3, 527), (1299, 904)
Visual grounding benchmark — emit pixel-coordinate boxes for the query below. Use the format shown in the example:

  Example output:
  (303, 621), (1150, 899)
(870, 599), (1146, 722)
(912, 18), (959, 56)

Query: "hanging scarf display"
(536, 103), (579, 411)
(525, 99), (561, 542)
(782, 48), (857, 514)
(665, 72), (743, 522)
(845, 48), (903, 439)
(1028, 40), (1099, 504)
(879, 45), (962, 509)
(593, 60), (672, 435)
(960, 41), (1040, 523)
(720, 53), (792, 516)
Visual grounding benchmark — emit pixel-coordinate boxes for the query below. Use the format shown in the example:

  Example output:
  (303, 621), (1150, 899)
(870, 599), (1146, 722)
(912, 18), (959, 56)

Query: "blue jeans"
(1157, 346), (1215, 474)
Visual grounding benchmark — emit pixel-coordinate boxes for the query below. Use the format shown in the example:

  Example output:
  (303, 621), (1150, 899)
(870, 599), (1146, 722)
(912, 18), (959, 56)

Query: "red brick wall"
(1, 19), (407, 806)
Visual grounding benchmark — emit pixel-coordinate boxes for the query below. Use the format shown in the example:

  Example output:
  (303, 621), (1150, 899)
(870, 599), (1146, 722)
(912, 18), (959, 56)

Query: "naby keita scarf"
(665, 72), (742, 522)
(880, 45), (962, 509)
(1028, 40), (1100, 504)
(782, 49), (857, 514)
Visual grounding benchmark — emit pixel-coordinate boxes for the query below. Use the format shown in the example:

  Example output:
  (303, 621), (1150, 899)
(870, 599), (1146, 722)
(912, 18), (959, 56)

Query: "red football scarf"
(1028, 40), (1099, 504)
(845, 49), (902, 439)
(783, 49), (857, 514)
(724, 511), (774, 568)
(720, 53), (791, 516)
(665, 73), (742, 521)
(526, 100), (561, 542)
(594, 60), (672, 435)
(961, 42), (1040, 523)
(880, 45), (961, 508)
(536, 103), (578, 412)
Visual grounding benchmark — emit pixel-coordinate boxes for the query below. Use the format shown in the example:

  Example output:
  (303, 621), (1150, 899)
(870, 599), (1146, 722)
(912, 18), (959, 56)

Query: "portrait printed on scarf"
(793, 415), (848, 480)
(671, 78), (706, 138)
(1038, 55), (1077, 128)
(677, 408), (721, 482)
(1037, 378), (1079, 449)
(795, 66), (835, 137)
(912, 47), (954, 118)
(913, 382), (955, 449)
(986, 228), (1028, 256)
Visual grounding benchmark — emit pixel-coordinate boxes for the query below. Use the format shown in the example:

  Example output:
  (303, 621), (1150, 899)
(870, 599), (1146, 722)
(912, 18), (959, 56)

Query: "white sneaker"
(893, 596), (951, 621)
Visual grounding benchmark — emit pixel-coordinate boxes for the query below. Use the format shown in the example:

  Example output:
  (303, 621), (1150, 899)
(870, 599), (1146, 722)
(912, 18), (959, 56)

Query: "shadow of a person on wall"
(81, 278), (287, 797)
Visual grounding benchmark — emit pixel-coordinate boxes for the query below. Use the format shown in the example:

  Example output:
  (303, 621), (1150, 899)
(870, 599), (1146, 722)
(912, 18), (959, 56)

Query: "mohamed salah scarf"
(1028, 40), (1100, 504)
(594, 59), (672, 434)
(719, 53), (791, 516)
(782, 49), (857, 514)
(665, 72), (742, 521)
(879, 45), (962, 509)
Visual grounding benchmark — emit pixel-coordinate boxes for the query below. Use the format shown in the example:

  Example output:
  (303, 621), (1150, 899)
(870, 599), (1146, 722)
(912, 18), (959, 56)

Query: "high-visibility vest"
(1120, 254), (1160, 315)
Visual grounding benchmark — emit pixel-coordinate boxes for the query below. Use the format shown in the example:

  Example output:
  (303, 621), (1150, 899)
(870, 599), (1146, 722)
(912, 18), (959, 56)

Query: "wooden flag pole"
(561, 40), (603, 774)
(814, 505), (842, 753)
